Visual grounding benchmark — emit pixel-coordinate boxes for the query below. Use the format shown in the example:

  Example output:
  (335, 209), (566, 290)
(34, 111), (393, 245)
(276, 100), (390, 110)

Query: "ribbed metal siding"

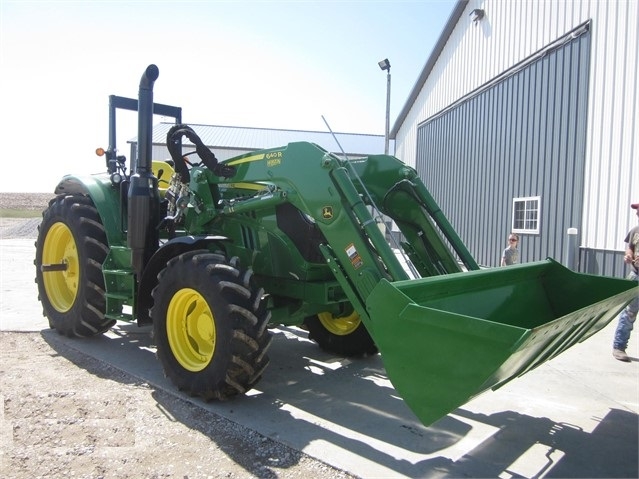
(583, 0), (639, 252)
(581, 249), (627, 278)
(416, 26), (591, 268)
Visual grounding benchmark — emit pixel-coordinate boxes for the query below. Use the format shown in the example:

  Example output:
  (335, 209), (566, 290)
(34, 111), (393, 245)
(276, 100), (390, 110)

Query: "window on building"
(512, 196), (540, 234)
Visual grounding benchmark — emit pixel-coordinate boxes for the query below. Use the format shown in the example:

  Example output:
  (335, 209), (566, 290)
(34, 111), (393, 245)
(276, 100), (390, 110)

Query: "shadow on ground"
(41, 326), (638, 479)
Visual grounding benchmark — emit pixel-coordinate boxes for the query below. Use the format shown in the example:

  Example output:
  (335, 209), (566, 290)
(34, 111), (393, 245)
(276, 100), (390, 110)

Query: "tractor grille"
(240, 224), (258, 250)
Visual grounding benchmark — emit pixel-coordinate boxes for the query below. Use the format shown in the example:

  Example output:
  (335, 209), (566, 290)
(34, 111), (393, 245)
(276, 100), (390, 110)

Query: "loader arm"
(211, 141), (637, 426)
(217, 142), (474, 325)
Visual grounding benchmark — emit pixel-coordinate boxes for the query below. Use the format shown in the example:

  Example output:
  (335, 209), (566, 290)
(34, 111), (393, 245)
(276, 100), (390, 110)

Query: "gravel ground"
(1, 332), (355, 479)
(0, 193), (357, 479)
(0, 332), (353, 479)
(0, 217), (42, 239)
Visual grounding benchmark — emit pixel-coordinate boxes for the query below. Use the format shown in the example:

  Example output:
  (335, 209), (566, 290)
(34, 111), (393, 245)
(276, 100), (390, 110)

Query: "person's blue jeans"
(613, 270), (638, 351)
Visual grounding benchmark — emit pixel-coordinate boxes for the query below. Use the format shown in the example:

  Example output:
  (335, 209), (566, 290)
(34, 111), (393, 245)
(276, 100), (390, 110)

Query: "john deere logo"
(322, 206), (333, 219)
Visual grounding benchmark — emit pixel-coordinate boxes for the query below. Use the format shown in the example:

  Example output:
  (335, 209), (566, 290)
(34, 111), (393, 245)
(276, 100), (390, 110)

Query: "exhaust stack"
(128, 64), (161, 280)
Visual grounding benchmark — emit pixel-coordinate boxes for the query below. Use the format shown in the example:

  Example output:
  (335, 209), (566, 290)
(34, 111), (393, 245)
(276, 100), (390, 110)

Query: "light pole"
(378, 58), (391, 155)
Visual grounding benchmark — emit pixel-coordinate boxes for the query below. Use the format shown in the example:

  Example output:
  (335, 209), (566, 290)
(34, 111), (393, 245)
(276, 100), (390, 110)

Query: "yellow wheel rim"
(167, 288), (216, 372)
(317, 311), (361, 336)
(42, 222), (79, 312)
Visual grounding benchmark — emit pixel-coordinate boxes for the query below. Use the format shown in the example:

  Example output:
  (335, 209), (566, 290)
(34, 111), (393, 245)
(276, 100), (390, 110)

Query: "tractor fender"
(136, 235), (230, 326)
(54, 174), (126, 247)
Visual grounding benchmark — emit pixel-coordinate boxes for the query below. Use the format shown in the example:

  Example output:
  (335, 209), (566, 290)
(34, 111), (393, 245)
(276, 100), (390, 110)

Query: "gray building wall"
(393, 1), (638, 280)
(582, 248), (628, 279)
(415, 23), (593, 269)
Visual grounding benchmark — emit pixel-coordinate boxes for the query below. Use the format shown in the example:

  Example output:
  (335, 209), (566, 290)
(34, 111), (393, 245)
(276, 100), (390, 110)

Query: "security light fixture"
(470, 8), (485, 24)
(378, 58), (391, 72)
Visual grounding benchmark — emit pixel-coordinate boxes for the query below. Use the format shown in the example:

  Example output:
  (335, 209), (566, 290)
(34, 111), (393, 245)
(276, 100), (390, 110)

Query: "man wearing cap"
(613, 202), (639, 362)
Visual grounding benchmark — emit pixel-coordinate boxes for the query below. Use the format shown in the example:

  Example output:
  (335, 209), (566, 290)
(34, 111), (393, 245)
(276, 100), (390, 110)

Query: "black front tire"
(34, 194), (113, 337)
(151, 250), (272, 400)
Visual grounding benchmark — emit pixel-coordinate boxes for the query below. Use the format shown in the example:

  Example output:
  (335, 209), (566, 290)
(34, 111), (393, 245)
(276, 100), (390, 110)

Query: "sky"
(0, 0), (456, 192)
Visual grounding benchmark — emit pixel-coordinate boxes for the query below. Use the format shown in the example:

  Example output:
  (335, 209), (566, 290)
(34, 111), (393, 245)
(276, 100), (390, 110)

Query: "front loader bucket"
(366, 259), (637, 426)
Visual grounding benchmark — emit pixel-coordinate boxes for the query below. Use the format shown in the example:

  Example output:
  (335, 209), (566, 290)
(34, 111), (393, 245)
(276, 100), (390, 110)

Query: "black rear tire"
(151, 250), (272, 400)
(34, 194), (113, 337)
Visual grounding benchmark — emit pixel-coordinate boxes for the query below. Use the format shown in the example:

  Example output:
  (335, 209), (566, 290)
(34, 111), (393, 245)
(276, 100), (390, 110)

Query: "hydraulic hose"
(166, 124), (236, 181)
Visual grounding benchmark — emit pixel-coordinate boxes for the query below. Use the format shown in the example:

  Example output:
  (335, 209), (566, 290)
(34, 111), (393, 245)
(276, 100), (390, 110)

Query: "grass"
(0, 209), (43, 218)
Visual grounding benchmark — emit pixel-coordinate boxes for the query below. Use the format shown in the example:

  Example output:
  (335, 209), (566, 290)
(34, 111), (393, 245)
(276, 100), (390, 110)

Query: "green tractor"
(34, 65), (637, 426)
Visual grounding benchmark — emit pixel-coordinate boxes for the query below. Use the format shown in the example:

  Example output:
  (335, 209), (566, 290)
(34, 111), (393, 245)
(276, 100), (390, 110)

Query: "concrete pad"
(2, 238), (638, 478)
(0, 240), (44, 331)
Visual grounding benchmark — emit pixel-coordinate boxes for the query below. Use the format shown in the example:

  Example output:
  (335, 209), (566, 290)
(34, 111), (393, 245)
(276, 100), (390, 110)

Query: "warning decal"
(345, 243), (363, 269)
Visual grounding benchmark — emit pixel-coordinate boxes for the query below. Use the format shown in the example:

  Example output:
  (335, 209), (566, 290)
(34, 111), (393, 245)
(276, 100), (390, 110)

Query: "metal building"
(131, 123), (388, 164)
(392, 0), (638, 276)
